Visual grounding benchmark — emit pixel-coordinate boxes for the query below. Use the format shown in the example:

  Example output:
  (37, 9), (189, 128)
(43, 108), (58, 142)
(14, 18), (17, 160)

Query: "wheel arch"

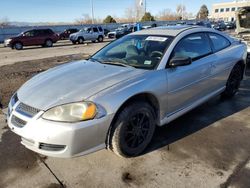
(12, 41), (23, 47)
(78, 36), (84, 40)
(235, 60), (246, 80)
(44, 38), (53, 43)
(105, 92), (160, 147)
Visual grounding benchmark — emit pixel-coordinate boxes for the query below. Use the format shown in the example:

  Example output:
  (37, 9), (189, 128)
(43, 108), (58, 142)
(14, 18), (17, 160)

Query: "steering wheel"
(150, 51), (163, 59)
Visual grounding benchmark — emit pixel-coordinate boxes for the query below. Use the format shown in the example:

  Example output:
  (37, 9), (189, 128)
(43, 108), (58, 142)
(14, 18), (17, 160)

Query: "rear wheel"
(14, 42), (23, 50)
(97, 36), (104, 42)
(45, 39), (53, 47)
(222, 64), (243, 98)
(109, 102), (156, 157)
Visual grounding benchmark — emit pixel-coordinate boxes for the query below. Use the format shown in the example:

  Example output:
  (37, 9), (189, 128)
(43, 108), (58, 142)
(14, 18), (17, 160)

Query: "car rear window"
(208, 33), (231, 52)
(98, 27), (103, 32)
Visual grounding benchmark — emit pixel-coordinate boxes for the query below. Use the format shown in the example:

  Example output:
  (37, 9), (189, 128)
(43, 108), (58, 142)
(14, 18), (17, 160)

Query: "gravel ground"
(0, 40), (109, 66)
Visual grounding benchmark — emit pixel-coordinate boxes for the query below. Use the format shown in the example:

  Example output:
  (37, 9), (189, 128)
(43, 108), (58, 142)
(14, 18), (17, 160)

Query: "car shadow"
(144, 66), (250, 157)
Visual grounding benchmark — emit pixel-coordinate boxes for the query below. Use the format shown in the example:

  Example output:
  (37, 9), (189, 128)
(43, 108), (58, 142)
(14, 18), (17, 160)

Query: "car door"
(21, 30), (36, 46)
(92, 27), (99, 40)
(207, 32), (233, 91)
(34, 30), (46, 45)
(166, 33), (214, 116)
(84, 28), (92, 40)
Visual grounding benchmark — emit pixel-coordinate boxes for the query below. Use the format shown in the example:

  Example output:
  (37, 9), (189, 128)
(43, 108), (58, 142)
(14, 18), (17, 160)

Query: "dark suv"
(59, 28), (79, 40)
(4, 29), (59, 50)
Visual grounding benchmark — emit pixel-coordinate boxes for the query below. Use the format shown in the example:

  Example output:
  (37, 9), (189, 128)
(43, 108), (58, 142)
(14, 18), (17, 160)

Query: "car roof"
(131, 25), (203, 36)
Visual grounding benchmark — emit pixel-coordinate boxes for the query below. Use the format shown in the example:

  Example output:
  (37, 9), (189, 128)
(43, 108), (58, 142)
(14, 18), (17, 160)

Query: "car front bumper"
(7, 100), (114, 158)
(4, 40), (11, 47)
(69, 36), (78, 42)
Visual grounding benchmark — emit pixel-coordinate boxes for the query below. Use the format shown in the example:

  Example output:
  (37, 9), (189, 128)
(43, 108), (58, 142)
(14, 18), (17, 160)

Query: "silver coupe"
(7, 26), (247, 158)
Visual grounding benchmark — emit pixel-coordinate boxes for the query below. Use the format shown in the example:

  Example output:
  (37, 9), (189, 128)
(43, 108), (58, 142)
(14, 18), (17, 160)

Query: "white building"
(211, 0), (250, 21)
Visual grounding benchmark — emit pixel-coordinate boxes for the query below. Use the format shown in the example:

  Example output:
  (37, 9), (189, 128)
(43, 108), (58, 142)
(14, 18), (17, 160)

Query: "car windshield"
(17, 32), (24, 36)
(80, 28), (89, 32)
(92, 35), (173, 70)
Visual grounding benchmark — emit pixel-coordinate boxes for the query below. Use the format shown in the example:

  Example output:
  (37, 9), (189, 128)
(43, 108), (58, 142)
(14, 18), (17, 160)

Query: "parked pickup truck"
(69, 26), (104, 44)
(236, 6), (250, 65)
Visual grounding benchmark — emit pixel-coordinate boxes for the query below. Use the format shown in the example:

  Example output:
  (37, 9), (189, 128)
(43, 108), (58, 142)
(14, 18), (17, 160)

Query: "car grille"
(11, 115), (27, 128)
(39, 143), (66, 151)
(16, 102), (40, 117)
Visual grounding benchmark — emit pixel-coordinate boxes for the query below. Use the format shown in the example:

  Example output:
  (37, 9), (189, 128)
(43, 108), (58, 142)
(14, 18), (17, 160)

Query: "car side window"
(24, 30), (35, 37)
(86, 28), (92, 33)
(98, 27), (103, 32)
(208, 33), (231, 52)
(35, 30), (43, 36)
(172, 33), (212, 61)
(93, 27), (98, 33)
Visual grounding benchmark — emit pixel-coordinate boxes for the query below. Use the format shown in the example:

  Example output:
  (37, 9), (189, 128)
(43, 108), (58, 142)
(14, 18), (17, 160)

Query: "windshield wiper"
(89, 57), (134, 68)
(89, 57), (103, 64)
(101, 61), (134, 68)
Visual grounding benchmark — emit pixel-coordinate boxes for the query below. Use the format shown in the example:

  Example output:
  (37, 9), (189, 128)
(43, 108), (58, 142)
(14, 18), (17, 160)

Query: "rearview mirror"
(169, 56), (192, 67)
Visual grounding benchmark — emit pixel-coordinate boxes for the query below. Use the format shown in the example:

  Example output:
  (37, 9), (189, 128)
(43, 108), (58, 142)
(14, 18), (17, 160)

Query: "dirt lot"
(0, 39), (250, 188)
(0, 40), (109, 66)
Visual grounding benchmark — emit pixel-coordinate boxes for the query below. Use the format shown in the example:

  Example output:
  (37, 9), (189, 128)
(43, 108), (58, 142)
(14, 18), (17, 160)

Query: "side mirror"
(169, 56), (192, 67)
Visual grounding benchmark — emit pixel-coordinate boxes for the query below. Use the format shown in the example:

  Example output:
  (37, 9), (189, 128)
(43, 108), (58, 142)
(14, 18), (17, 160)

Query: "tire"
(92, 40), (96, 43)
(44, 39), (53, 47)
(97, 36), (104, 42)
(109, 102), (156, 157)
(72, 41), (77, 45)
(221, 64), (243, 98)
(78, 37), (84, 44)
(14, 42), (23, 50)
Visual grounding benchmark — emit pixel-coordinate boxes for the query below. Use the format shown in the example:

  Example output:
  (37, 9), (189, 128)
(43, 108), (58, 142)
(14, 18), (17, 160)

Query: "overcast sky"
(1, 0), (231, 22)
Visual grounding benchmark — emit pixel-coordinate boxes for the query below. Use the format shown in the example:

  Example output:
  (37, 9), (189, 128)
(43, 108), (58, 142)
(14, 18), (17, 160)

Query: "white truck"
(69, 26), (104, 44)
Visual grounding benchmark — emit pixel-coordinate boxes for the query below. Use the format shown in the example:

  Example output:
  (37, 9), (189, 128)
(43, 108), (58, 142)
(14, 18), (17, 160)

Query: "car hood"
(17, 60), (145, 110)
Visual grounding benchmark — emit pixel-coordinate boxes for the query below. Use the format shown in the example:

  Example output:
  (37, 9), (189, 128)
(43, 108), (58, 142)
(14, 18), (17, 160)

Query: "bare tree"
(75, 14), (93, 24)
(176, 4), (186, 20)
(122, 0), (145, 22)
(157, 9), (179, 21)
(124, 7), (136, 22)
(0, 17), (10, 28)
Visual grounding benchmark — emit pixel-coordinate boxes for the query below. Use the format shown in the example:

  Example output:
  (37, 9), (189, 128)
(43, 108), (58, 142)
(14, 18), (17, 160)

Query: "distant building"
(211, 0), (250, 21)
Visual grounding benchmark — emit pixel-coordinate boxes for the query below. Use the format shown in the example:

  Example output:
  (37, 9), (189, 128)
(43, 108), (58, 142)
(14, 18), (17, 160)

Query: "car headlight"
(10, 93), (18, 107)
(42, 102), (105, 122)
(5, 39), (12, 43)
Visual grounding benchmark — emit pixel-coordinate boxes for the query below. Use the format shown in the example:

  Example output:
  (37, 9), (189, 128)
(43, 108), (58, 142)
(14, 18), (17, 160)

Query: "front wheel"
(221, 64), (243, 98)
(78, 37), (84, 44)
(14, 42), (23, 50)
(109, 102), (156, 157)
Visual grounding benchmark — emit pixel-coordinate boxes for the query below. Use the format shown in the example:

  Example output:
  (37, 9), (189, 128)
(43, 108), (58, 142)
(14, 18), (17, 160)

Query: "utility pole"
(181, 0), (184, 20)
(91, 0), (94, 24)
